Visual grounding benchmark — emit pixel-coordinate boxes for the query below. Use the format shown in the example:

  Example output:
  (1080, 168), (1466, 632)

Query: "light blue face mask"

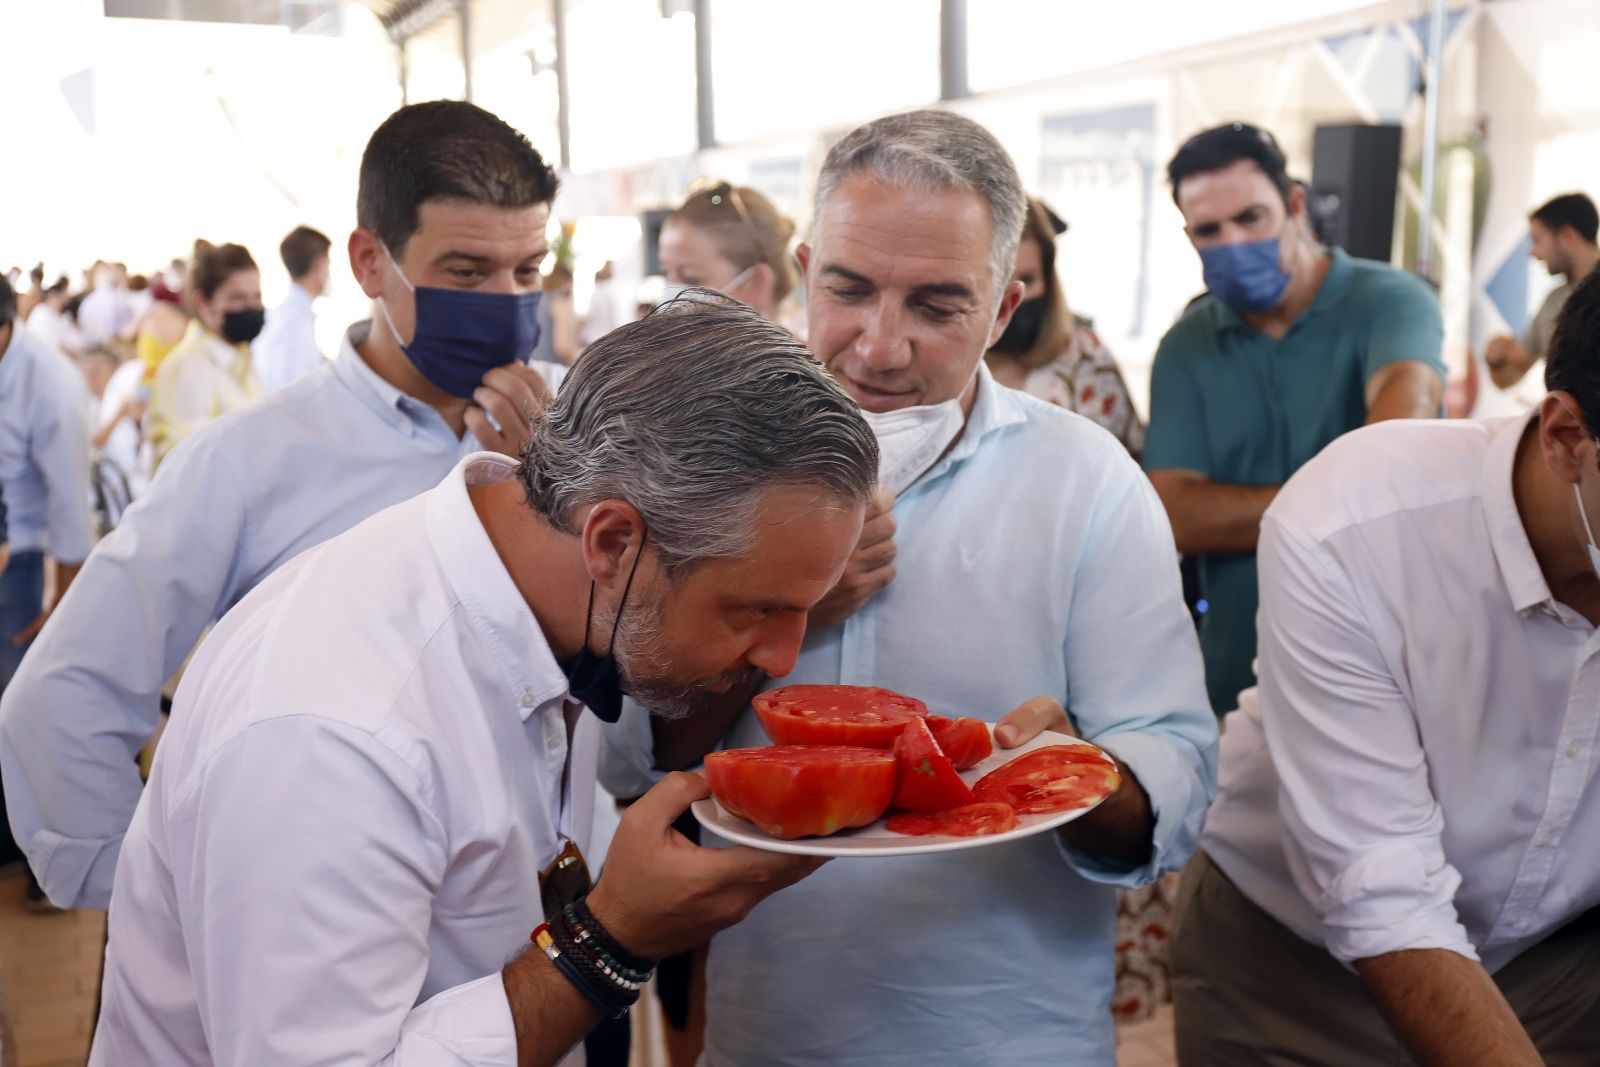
(1199, 233), (1292, 313)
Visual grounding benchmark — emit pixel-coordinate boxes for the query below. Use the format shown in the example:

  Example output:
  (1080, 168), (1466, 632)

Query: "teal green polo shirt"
(1143, 249), (1444, 714)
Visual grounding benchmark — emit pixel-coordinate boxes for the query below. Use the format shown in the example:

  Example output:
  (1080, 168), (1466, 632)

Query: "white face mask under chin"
(1573, 482), (1600, 580)
(861, 395), (968, 497)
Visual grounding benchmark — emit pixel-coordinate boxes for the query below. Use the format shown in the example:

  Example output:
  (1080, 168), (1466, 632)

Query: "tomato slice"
(925, 715), (993, 771)
(971, 745), (1121, 814)
(889, 716), (976, 812)
(754, 684), (928, 748)
(705, 745), (897, 839)
(887, 802), (1019, 838)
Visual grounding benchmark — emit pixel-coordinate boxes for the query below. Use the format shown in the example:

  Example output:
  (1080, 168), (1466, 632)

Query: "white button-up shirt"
(1203, 413), (1600, 972)
(93, 453), (598, 1065)
(254, 281), (325, 391)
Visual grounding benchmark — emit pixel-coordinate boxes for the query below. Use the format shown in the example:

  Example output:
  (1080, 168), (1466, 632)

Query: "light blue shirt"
(0, 322), (483, 909)
(0, 324), (93, 562)
(253, 282), (324, 392)
(601, 368), (1217, 1066)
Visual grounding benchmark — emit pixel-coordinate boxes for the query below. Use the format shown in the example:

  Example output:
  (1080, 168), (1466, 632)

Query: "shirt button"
(1568, 741), (1582, 758)
(1538, 834), (1554, 848)
(519, 692), (536, 710)
(1506, 915), (1520, 927)
(546, 730), (562, 753)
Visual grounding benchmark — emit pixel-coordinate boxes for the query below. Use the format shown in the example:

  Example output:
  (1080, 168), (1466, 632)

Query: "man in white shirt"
(254, 224), (332, 391)
(93, 296), (877, 1065)
(1171, 269), (1600, 1065)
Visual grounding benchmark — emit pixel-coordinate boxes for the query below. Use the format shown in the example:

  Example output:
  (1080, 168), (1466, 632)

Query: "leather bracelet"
(550, 915), (642, 1010)
(562, 905), (651, 986)
(571, 894), (656, 973)
(532, 922), (631, 1020)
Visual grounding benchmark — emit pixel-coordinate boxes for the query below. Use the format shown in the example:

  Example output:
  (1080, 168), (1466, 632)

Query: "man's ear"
(1540, 391), (1593, 485)
(349, 229), (387, 301)
(579, 499), (647, 585)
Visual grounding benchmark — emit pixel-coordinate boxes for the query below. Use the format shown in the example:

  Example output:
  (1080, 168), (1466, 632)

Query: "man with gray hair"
(604, 109), (1218, 1063)
(91, 298), (879, 1065)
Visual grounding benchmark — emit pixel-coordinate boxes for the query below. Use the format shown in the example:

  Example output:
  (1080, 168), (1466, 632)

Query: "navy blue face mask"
(377, 247), (543, 398)
(1199, 232), (1292, 313)
(561, 532), (646, 724)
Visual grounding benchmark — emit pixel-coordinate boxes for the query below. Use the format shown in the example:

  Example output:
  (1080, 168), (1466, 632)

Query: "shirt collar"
(1213, 246), (1355, 335)
(331, 319), (432, 427)
(426, 452), (571, 722)
(1481, 409), (1554, 614)
(184, 319), (246, 370)
(282, 282), (314, 313)
(912, 362), (1027, 492)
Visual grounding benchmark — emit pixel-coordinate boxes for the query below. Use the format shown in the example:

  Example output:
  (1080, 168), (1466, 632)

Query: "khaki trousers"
(1170, 850), (1600, 1067)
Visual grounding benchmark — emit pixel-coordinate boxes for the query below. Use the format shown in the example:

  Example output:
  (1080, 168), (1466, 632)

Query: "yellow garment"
(136, 326), (181, 371)
(148, 320), (262, 467)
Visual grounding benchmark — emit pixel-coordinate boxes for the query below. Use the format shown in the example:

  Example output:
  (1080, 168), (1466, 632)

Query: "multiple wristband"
(532, 895), (656, 1019)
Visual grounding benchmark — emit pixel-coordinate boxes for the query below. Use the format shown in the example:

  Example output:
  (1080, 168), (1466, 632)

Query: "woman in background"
(147, 241), (263, 467)
(659, 179), (796, 324)
(985, 197), (1145, 458)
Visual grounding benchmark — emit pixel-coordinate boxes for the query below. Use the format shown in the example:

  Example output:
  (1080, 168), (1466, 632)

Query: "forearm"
(90, 412), (124, 449)
(651, 675), (765, 772)
(501, 950), (602, 1067)
(1355, 949), (1542, 1067)
(1365, 362), (1444, 424)
(50, 559), (82, 603)
(1055, 756), (1154, 867)
(1148, 474), (1278, 555)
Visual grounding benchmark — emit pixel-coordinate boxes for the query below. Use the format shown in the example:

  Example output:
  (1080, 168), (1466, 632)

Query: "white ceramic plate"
(691, 727), (1116, 857)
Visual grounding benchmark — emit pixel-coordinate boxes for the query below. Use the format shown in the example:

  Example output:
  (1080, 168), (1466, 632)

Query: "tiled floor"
(0, 868), (103, 1067)
(0, 864), (1177, 1067)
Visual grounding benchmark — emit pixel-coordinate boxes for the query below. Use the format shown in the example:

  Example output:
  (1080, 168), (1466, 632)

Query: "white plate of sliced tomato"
(690, 684), (1121, 858)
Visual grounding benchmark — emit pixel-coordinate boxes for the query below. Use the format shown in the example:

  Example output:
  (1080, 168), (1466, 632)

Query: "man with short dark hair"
(254, 224), (334, 391)
(1486, 192), (1599, 393)
(1172, 265), (1600, 1067)
(1144, 121), (1446, 715)
(0, 101), (561, 912)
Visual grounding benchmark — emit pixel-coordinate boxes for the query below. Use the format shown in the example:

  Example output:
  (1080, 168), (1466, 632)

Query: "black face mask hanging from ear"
(560, 530), (647, 723)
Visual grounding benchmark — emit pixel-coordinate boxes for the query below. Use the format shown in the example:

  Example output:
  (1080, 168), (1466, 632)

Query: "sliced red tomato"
(971, 745), (1121, 814)
(754, 684), (928, 748)
(925, 715), (993, 771)
(887, 802), (1019, 838)
(889, 716), (975, 812)
(704, 745), (896, 840)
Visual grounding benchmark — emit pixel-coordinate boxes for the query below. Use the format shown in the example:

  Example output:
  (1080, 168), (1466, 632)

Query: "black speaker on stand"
(1310, 123), (1403, 262)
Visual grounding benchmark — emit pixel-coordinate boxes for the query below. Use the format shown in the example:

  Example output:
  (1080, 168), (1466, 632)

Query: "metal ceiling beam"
(379, 0), (457, 42)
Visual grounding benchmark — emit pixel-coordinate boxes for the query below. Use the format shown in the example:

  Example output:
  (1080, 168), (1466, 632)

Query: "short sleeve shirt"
(1142, 249), (1445, 712)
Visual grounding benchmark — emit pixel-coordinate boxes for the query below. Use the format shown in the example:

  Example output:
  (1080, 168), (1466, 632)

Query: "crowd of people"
(0, 96), (1595, 1067)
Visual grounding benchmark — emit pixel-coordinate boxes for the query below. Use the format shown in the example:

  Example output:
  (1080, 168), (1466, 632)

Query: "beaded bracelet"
(571, 894), (656, 974)
(531, 922), (632, 1020)
(561, 905), (652, 987)
(551, 917), (639, 1007)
